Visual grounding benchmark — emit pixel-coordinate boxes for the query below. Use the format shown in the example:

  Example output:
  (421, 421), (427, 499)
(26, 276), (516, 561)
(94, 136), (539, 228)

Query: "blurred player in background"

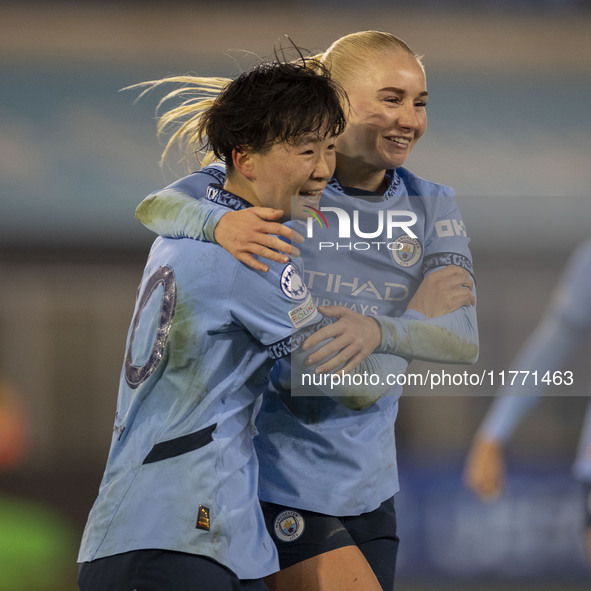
(0, 379), (76, 591)
(0, 379), (28, 470)
(135, 31), (478, 590)
(464, 238), (591, 566)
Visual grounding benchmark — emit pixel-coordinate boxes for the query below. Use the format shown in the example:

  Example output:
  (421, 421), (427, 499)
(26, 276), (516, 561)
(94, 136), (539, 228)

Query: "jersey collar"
(328, 169), (401, 197)
(206, 184), (253, 211)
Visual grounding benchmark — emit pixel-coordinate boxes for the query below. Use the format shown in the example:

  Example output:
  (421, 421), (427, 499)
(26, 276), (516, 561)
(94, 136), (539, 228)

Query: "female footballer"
(78, 56), (410, 591)
(134, 31), (478, 590)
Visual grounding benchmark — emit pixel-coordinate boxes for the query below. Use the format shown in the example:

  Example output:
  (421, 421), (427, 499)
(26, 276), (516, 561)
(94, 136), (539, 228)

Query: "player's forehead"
(349, 50), (426, 91)
(295, 130), (337, 144)
(281, 128), (338, 149)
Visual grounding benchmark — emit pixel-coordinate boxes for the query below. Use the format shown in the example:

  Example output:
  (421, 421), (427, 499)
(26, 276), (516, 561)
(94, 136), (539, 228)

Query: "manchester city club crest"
(280, 263), (308, 301)
(273, 509), (305, 542)
(392, 234), (422, 267)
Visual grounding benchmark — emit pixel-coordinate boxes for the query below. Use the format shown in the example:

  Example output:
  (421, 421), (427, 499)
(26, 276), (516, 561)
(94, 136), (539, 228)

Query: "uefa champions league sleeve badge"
(280, 263), (308, 301)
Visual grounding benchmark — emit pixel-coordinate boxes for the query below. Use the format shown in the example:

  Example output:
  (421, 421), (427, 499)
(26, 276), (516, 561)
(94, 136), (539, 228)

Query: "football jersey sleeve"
(135, 165), (228, 242)
(375, 305), (479, 364)
(374, 193), (478, 363)
(479, 240), (591, 442)
(549, 239), (591, 330)
(230, 260), (324, 359)
(478, 313), (583, 442)
(422, 194), (474, 278)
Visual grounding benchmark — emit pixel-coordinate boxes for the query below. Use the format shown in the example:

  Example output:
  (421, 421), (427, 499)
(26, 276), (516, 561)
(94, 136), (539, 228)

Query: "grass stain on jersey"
(386, 320), (479, 365)
(135, 189), (194, 231)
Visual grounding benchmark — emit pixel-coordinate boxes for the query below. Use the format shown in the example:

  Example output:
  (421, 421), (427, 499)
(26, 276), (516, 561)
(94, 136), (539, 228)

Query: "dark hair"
(199, 59), (347, 167)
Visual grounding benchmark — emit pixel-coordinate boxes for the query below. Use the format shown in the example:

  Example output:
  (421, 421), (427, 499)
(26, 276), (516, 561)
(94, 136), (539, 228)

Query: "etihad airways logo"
(303, 206), (417, 251)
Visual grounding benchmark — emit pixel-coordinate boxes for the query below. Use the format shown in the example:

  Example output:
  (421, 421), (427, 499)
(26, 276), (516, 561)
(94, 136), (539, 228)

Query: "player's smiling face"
(336, 50), (428, 180)
(249, 133), (337, 221)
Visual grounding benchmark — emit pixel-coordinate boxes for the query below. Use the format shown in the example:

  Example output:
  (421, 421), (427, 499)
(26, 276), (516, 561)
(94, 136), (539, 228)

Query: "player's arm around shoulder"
(136, 166), (301, 271)
(135, 168), (227, 241)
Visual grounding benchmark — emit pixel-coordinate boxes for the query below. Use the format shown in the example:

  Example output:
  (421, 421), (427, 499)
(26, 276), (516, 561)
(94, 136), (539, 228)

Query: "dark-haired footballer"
(77, 58), (406, 591)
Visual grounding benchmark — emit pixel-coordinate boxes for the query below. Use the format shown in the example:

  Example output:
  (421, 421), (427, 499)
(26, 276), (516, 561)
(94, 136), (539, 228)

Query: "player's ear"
(232, 146), (256, 180)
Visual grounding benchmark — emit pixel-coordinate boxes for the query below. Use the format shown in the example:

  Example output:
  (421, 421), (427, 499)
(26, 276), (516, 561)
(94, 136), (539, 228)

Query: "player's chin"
(380, 144), (414, 169)
(381, 152), (408, 170)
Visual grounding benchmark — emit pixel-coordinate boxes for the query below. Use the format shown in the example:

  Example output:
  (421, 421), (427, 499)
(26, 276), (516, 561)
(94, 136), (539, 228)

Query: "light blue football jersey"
(481, 239), (591, 483)
(78, 186), (327, 579)
(257, 169), (476, 514)
(136, 164), (477, 514)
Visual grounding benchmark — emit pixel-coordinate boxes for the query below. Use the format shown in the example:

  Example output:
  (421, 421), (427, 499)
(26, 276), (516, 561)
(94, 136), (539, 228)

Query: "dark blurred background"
(1, 1), (591, 589)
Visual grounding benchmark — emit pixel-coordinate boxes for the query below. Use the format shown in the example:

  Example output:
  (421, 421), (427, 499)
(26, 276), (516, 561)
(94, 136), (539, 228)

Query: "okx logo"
(303, 206), (417, 252)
